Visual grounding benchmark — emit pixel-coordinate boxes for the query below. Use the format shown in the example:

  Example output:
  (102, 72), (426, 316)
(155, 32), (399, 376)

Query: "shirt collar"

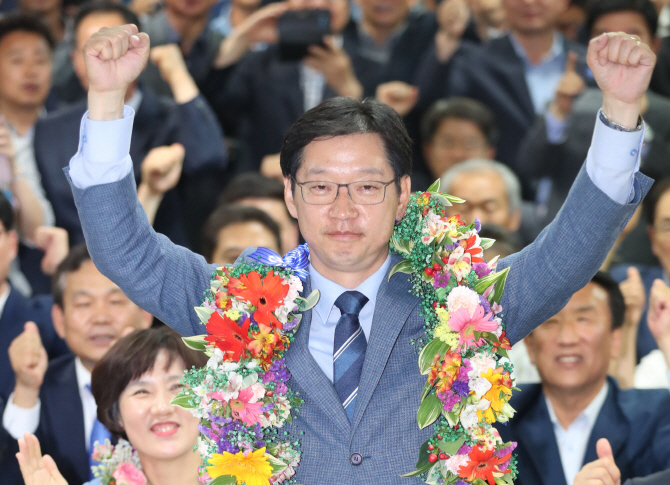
(0, 284), (11, 319)
(74, 356), (92, 394)
(509, 31), (564, 66)
(546, 381), (609, 430)
(309, 254), (392, 322)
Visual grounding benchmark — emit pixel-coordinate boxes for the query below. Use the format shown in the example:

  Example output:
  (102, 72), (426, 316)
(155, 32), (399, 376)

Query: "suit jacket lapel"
(352, 255), (420, 429)
(583, 379), (628, 466)
(490, 36), (536, 122)
(514, 392), (567, 485)
(284, 277), (352, 435)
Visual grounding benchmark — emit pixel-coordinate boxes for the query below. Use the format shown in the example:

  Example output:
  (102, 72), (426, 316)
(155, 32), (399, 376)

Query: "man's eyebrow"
(303, 166), (386, 177)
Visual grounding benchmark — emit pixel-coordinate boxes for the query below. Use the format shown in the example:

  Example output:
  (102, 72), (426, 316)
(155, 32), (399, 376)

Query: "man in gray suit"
(65, 24), (655, 483)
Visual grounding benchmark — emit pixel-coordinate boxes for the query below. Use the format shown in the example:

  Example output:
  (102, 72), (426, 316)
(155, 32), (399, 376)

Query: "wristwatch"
(599, 110), (643, 132)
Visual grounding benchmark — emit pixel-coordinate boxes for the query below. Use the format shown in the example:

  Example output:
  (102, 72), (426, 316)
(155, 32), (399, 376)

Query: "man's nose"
(557, 321), (580, 345)
(329, 185), (358, 219)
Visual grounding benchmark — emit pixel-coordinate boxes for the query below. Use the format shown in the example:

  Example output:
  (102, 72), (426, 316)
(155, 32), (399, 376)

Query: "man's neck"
(511, 29), (556, 65)
(543, 380), (606, 430)
(164, 8), (208, 55)
(0, 101), (41, 136)
(310, 250), (389, 289)
(360, 19), (402, 46)
(140, 447), (201, 485)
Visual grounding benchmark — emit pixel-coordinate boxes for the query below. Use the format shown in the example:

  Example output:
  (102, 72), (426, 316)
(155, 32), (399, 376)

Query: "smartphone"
(277, 9), (331, 62)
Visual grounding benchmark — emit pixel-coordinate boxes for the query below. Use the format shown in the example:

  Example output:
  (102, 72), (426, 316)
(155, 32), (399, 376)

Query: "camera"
(278, 9), (331, 62)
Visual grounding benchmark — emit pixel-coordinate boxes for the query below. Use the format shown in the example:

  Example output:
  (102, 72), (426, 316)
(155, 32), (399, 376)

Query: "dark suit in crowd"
(625, 469), (670, 485)
(497, 377), (670, 485)
(415, 34), (594, 168)
(33, 88), (227, 249)
(0, 289), (68, 399)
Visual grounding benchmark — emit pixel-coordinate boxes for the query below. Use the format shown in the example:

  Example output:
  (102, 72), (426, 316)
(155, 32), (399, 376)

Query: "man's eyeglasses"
(294, 179), (395, 205)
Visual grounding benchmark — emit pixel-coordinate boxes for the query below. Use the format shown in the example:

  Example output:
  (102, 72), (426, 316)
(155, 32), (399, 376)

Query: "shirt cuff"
(585, 109), (643, 205)
(68, 106), (135, 190)
(544, 111), (568, 144)
(2, 392), (41, 440)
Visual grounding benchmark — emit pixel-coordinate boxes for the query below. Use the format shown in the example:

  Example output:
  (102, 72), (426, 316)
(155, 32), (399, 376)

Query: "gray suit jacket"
(67, 165), (651, 483)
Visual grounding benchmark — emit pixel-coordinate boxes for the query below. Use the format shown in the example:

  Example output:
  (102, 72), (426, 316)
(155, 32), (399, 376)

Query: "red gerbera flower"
(229, 271), (289, 330)
(458, 446), (512, 485)
(204, 312), (252, 361)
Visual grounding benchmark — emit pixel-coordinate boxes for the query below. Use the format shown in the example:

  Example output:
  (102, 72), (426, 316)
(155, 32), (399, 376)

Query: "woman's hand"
(16, 433), (68, 485)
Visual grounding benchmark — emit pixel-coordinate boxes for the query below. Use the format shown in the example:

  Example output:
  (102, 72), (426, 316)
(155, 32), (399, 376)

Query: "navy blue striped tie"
(333, 291), (368, 421)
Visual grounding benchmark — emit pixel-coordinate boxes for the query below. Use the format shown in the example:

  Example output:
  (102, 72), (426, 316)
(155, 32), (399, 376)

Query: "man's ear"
(284, 177), (298, 219)
(52, 304), (66, 340)
(523, 334), (537, 366)
(609, 327), (622, 360)
(395, 175), (412, 221)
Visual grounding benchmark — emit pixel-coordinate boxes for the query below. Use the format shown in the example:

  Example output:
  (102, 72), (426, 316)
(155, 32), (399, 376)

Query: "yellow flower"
(206, 448), (273, 485)
(224, 309), (241, 321)
(477, 368), (512, 424)
(434, 309), (458, 347)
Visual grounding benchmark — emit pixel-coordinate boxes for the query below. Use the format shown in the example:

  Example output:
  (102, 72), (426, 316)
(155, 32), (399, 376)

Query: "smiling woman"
(16, 327), (208, 485)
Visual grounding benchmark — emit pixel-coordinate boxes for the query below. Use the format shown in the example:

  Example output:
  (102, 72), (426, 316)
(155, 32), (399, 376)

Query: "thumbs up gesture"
(549, 52), (586, 121)
(573, 438), (621, 485)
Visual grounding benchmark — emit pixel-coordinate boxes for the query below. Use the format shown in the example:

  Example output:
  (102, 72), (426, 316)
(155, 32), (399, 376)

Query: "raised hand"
(549, 52), (586, 121)
(620, 267), (645, 328)
(84, 24), (150, 120)
(587, 32), (656, 128)
(376, 81), (419, 117)
(140, 144), (185, 196)
(648, 279), (670, 364)
(573, 438), (621, 485)
(34, 226), (69, 276)
(435, 0), (469, 61)
(8, 322), (48, 408)
(149, 44), (199, 103)
(16, 433), (67, 485)
(305, 37), (363, 100)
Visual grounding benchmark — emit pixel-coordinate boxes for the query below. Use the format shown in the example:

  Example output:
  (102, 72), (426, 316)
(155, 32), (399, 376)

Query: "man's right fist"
(9, 322), (48, 406)
(84, 24), (150, 119)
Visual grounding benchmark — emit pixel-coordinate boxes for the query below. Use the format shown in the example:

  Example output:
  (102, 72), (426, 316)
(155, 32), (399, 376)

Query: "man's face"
(290, 0), (350, 34)
(650, 189), (670, 275)
(444, 169), (520, 231)
(503, 0), (568, 35)
(166, 0), (218, 21)
(211, 221), (281, 266)
(19, 0), (61, 15)
(236, 197), (299, 254)
(356, 0), (412, 32)
(423, 117), (495, 179)
(0, 31), (52, 109)
(284, 133), (410, 283)
(591, 11), (655, 49)
(0, 222), (18, 286)
(53, 260), (152, 371)
(72, 12), (126, 90)
(524, 282), (620, 394)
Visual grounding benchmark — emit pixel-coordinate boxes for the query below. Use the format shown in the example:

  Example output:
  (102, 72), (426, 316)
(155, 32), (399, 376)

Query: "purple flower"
(452, 379), (470, 397)
(433, 272), (451, 289)
(262, 371), (277, 384)
(495, 442), (517, 458)
(456, 480), (469, 485)
(478, 294), (491, 313)
(474, 218), (481, 232)
(473, 262), (491, 278)
(457, 444), (472, 455)
(276, 382), (288, 394)
(437, 390), (461, 412)
(283, 318), (300, 331)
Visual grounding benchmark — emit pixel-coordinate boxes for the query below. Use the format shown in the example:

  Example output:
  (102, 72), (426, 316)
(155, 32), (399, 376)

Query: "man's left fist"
(588, 32), (656, 126)
(84, 24), (150, 96)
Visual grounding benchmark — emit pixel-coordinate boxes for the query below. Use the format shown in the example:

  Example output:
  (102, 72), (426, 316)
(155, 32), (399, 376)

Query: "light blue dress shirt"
(308, 256), (392, 381)
(510, 32), (567, 115)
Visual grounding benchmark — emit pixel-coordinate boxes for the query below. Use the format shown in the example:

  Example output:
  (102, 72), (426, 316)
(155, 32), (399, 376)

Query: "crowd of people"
(0, 0), (668, 482)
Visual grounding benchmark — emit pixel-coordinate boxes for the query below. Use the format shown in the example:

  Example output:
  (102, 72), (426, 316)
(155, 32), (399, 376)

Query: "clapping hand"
(16, 433), (67, 485)
(8, 322), (48, 408)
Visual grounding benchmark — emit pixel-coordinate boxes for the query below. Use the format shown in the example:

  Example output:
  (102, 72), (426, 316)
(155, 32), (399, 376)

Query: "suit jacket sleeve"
(498, 164), (653, 345)
(66, 167), (215, 337)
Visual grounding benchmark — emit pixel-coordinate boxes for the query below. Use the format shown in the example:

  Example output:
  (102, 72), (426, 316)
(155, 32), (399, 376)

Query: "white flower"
(493, 317), (503, 337)
(443, 454), (469, 476)
(460, 399), (491, 430)
(220, 362), (240, 371)
(221, 373), (242, 401)
(248, 383), (266, 402)
(497, 402), (516, 423)
(469, 376), (492, 399)
(245, 361), (258, 370)
(446, 286), (480, 317)
(469, 353), (496, 377)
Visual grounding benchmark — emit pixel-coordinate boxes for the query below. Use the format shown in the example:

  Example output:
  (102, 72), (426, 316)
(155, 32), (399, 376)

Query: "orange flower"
(458, 446), (512, 485)
(492, 331), (512, 352)
(428, 349), (462, 393)
(461, 234), (485, 264)
(247, 323), (286, 368)
(478, 367), (513, 423)
(204, 313), (251, 360)
(230, 271), (288, 330)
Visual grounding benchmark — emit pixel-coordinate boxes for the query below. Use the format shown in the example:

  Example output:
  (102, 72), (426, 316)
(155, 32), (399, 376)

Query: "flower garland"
(172, 245), (317, 485)
(390, 180), (519, 485)
(90, 439), (146, 485)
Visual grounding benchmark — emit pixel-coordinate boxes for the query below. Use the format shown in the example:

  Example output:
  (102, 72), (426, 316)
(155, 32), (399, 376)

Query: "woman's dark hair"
(280, 97), (412, 186)
(92, 326), (207, 439)
(591, 271), (625, 330)
(585, 0), (658, 39)
(0, 14), (55, 51)
(420, 97), (499, 147)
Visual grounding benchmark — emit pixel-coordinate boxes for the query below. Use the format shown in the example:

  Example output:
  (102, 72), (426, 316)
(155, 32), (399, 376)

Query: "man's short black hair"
(52, 244), (92, 308)
(0, 192), (14, 232)
(591, 271), (625, 330)
(0, 14), (55, 51)
(201, 205), (282, 263)
(74, 0), (141, 38)
(218, 173), (285, 205)
(420, 97), (499, 146)
(585, 0), (658, 39)
(280, 97), (412, 186)
(645, 178), (670, 226)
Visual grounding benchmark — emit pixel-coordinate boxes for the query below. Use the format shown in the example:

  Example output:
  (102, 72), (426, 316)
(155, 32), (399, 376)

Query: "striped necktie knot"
(334, 291), (368, 317)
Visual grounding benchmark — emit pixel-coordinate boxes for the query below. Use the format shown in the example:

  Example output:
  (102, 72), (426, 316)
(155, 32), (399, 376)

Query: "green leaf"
(421, 380), (434, 401)
(473, 267), (510, 304)
(435, 287), (447, 302)
(296, 290), (320, 311)
(438, 436), (465, 456)
(181, 335), (209, 352)
(430, 192), (453, 207)
(209, 475), (237, 485)
(418, 338), (450, 374)
(400, 440), (433, 477)
(268, 454), (288, 473)
(289, 313), (302, 332)
(479, 237), (495, 250)
(388, 259), (413, 281)
(170, 392), (195, 409)
(426, 179), (441, 193)
(194, 306), (215, 325)
(425, 463), (442, 485)
(443, 194), (466, 204)
(242, 372), (258, 387)
(417, 393), (442, 429)
(443, 410), (459, 427)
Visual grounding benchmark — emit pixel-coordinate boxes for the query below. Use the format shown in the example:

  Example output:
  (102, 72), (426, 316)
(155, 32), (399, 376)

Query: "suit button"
(350, 452), (363, 466)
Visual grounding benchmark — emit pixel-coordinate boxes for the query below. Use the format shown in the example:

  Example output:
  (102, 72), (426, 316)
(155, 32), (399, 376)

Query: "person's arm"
(573, 439), (621, 485)
(137, 143), (184, 224)
(67, 24), (215, 336)
(304, 37), (363, 100)
(499, 32), (656, 344)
